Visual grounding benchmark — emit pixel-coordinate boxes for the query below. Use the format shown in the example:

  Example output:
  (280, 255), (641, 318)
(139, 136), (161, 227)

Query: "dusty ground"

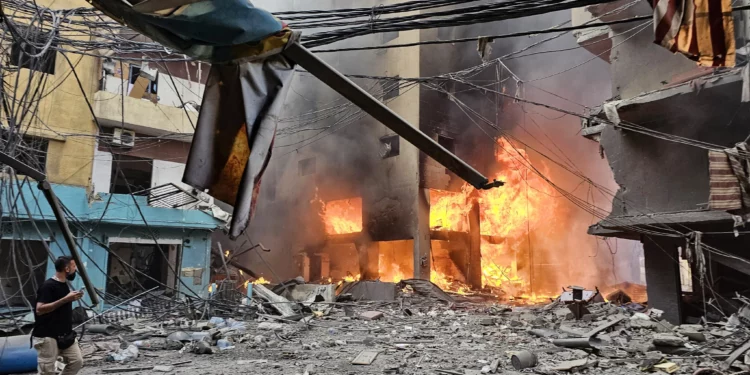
(74, 295), (734, 375)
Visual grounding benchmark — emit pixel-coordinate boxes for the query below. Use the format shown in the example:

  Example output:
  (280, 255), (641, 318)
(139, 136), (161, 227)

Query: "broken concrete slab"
(253, 284), (297, 317)
(341, 281), (398, 301)
(651, 334), (685, 347)
(352, 350), (379, 365)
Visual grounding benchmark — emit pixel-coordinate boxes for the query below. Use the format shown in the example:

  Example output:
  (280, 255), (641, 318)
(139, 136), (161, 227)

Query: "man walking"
(33, 256), (84, 375)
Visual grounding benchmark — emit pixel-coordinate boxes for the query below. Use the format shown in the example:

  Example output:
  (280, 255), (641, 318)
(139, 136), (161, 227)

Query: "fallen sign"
(352, 350), (380, 365)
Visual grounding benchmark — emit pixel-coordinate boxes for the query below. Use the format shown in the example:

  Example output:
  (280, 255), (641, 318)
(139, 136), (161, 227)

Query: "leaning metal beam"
(0, 151), (100, 305)
(283, 42), (503, 190)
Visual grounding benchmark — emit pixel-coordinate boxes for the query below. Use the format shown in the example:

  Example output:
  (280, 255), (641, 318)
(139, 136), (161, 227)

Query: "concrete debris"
(549, 358), (598, 371)
(359, 311), (384, 320)
(397, 279), (455, 304)
(237, 359), (269, 365)
(652, 334), (686, 347)
(479, 317), (496, 326)
(253, 284), (298, 317)
(552, 337), (603, 348)
(101, 366), (154, 373)
(352, 350), (380, 365)
(64, 281), (749, 375)
(257, 322), (284, 331)
(106, 345), (138, 362)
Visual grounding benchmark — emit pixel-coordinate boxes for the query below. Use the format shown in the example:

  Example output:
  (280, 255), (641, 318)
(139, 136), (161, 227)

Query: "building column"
(467, 201), (482, 289)
(297, 253), (311, 281)
(314, 253), (330, 280)
(356, 240), (379, 280)
(413, 188), (431, 280)
(643, 236), (683, 324)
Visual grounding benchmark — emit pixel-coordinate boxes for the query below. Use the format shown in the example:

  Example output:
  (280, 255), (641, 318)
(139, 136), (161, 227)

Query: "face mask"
(66, 271), (77, 281)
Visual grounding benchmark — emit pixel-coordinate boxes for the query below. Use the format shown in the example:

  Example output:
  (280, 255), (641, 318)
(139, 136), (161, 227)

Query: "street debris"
(56, 278), (750, 375)
(352, 350), (380, 365)
(359, 311), (385, 320)
(510, 350), (537, 370)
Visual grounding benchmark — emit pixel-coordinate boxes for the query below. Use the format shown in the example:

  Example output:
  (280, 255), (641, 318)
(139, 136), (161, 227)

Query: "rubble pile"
(72, 282), (750, 375)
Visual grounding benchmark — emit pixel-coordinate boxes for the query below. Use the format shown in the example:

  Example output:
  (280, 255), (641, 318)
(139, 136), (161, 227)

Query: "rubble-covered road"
(75, 284), (743, 375)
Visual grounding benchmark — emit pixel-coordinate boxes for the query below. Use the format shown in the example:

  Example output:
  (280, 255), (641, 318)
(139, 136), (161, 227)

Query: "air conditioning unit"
(112, 128), (135, 147)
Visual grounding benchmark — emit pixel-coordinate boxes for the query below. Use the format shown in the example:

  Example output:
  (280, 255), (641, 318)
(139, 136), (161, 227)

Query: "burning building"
(238, 0), (635, 302)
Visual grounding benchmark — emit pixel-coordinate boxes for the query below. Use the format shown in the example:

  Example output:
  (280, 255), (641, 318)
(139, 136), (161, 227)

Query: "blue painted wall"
(2, 183), (222, 310)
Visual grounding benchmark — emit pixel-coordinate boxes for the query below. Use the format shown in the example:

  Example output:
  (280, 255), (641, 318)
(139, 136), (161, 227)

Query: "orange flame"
(252, 277), (270, 285)
(430, 270), (471, 295)
(343, 273), (361, 282)
(319, 197), (363, 235)
(429, 137), (559, 297)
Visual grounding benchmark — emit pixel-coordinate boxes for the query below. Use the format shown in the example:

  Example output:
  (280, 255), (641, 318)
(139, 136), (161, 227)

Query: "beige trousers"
(33, 337), (83, 375)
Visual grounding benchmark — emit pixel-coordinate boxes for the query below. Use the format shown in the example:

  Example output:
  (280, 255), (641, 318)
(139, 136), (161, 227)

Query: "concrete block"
(346, 281), (397, 301)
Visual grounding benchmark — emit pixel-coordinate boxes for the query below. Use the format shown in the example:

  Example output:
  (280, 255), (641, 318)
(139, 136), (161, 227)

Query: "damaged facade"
(574, 0), (750, 324)
(240, 0), (637, 304)
(0, 1), (228, 313)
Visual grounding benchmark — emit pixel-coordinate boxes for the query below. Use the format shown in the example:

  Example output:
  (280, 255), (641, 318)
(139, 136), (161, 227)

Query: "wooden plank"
(128, 76), (150, 99)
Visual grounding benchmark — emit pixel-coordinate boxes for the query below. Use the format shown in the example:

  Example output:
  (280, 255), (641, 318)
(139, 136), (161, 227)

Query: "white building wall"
(92, 147), (113, 194)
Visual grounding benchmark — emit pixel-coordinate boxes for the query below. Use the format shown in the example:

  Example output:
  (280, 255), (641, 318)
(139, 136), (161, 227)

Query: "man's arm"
(36, 291), (82, 315)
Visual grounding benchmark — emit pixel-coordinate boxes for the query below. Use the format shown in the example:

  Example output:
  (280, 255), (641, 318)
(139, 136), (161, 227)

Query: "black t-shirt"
(33, 278), (72, 338)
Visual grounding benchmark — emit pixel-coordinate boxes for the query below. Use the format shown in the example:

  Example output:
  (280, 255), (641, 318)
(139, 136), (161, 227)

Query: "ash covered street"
(74, 282), (740, 375)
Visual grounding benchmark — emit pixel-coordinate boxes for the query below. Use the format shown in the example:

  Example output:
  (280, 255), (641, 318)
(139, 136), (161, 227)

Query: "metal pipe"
(282, 42), (503, 190)
(0, 151), (99, 305)
(511, 351), (538, 370)
(87, 324), (116, 335)
(552, 337), (603, 348)
(38, 181), (100, 306)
